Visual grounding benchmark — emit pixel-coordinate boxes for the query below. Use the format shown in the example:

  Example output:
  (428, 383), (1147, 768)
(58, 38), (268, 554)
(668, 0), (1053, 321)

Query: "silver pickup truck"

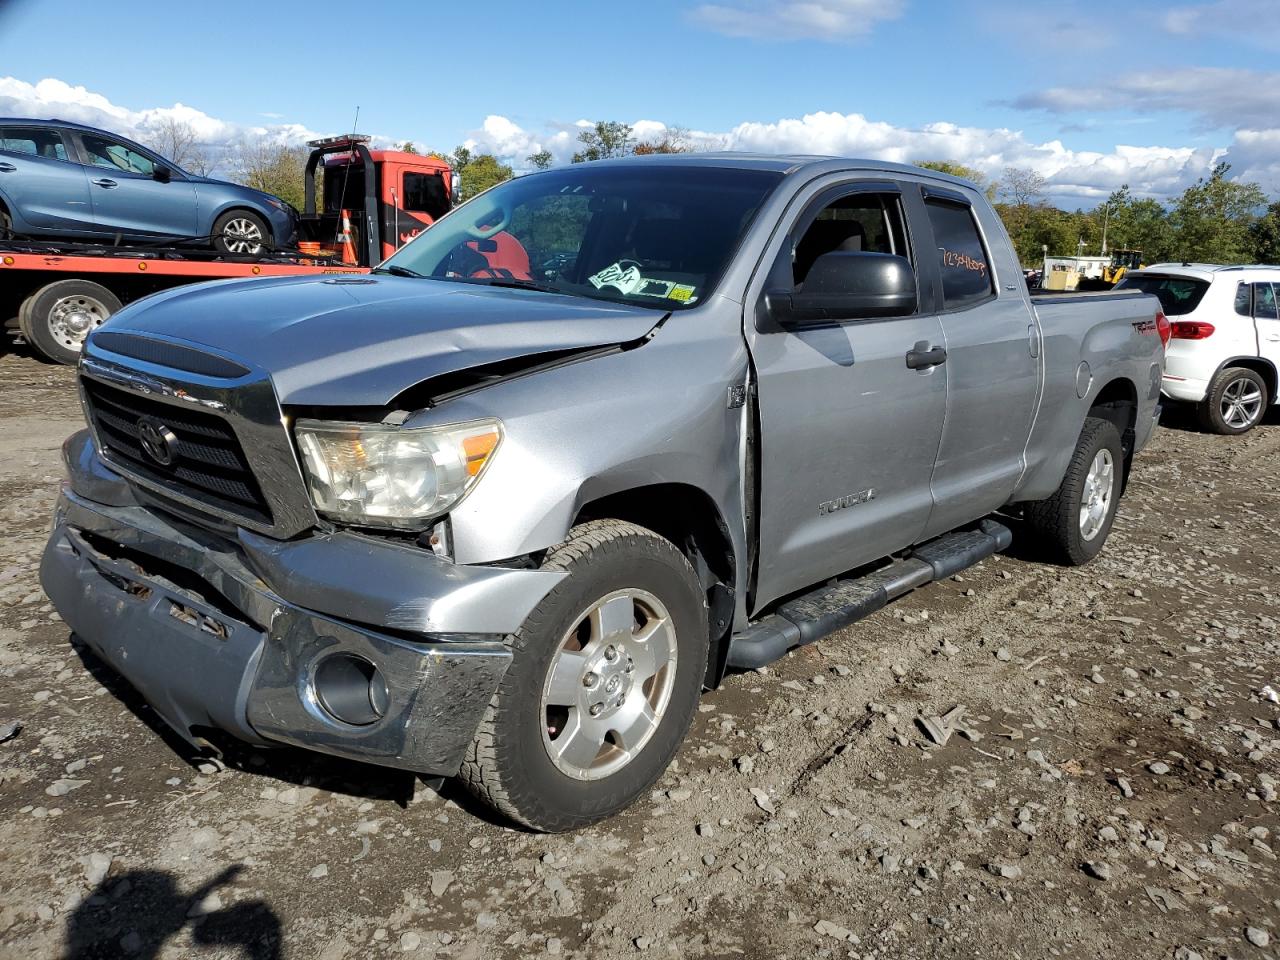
(41, 155), (1166, 831)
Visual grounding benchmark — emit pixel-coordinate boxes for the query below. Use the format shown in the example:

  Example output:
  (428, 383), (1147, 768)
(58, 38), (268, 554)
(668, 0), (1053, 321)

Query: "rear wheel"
(0, 209), (12, 240)
(459, 520), (708, 832)
(24, 280), (121, 365)
(213, 210), (271, 257)
(1199, 366), (1267, 435)
(1023, 417), (1124, 566)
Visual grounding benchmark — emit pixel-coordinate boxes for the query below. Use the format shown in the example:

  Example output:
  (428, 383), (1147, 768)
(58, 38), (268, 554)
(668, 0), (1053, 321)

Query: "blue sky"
(1, 0), (1277, 206)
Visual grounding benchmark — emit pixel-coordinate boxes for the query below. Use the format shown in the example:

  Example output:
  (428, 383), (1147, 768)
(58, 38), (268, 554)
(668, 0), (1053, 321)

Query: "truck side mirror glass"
(767, 251), (917, 326)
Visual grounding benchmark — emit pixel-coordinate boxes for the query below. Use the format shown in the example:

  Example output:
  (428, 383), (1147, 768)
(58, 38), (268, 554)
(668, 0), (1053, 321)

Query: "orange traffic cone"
(337, 209), (357, 265)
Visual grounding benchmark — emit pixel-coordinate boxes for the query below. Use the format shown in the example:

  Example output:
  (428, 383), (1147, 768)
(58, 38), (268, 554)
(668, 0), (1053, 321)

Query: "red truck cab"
(301, 135), (458, 265)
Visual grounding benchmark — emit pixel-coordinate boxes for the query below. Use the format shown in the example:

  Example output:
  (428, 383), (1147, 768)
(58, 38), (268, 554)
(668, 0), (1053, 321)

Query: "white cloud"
(3, 75), (1275, 206)
(465, 111), (1261, 206)
(1161, 0), (1280, 36)
(0, 76), (324, 168)
(1011, 68), (1280, 132)
(688, 0), (904, 40)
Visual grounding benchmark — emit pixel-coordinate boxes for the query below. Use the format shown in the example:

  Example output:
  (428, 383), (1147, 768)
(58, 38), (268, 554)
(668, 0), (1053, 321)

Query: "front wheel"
(459, 520), (708, 832)
(212, 210), (271, 257)
(1199, 366), (1268, 435)
(1023, 417), (1124, 566)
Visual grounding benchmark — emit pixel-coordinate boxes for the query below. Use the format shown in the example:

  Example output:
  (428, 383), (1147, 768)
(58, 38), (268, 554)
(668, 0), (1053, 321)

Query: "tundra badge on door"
(819, 488), (876, 515)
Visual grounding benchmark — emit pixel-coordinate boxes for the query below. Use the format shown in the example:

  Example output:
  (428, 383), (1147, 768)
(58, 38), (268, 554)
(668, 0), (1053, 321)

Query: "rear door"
(1251, 282), (1280, 390)
(917, 189), (1040, 537)
(746, 179), (947, 608)
(71, 130), (197, 238)
(0, 125), (95, 234)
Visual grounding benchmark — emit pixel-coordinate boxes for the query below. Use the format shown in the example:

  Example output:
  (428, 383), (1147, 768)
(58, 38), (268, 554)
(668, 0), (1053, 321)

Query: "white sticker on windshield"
(589, 262), (644, 294)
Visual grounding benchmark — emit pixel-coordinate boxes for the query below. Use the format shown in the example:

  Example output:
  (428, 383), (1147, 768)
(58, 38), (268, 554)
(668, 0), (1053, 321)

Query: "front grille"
(82, 378), (272, 524)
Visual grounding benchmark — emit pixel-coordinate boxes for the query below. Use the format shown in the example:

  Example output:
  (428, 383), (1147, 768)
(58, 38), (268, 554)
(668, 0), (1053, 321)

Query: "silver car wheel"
(1220, 376), (1263, 429)
(540, 588), (678, 782)
(46, 294), (110, 353)
(1079, 448), (1114, 542)
(222, 217), (265, 255)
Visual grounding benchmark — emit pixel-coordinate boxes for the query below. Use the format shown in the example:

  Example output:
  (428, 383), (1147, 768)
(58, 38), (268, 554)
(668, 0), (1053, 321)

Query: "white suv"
(1117, 264), (1280, 434)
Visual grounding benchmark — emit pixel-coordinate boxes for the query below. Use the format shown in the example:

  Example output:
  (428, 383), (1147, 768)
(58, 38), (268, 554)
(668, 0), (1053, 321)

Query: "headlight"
(264, 197), (296, 216)
(294, 418), (502, 528)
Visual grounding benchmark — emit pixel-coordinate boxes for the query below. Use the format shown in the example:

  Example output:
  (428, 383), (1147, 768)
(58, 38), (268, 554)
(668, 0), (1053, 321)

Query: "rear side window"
(0, 127), (68, 160)
(924, 199), (994, 310)
(1114, 275), (1209, 315)
(1235, 283), (1252, 316)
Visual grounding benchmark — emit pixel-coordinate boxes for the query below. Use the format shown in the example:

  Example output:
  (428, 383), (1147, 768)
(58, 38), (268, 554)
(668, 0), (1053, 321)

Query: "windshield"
(379, 164), (784, 310)
(1115, 274), (1210, 316)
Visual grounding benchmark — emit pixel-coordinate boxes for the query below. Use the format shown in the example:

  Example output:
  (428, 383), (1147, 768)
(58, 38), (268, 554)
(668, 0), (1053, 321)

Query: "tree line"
(144, 119), (1280, 267)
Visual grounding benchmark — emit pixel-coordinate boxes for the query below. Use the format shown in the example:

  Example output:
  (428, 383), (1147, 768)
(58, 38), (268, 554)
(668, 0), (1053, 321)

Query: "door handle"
(91, 178), (118, 188)
(905, 342), (948, 369)
(0, 162), (15, 172)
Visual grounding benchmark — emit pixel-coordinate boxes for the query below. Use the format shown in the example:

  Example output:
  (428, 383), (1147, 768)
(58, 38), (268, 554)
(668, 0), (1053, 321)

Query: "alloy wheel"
(540, 589), (678, 781)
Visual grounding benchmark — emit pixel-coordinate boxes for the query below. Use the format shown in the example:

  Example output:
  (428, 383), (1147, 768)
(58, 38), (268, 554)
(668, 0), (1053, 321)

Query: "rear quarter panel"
(1015, 290), (1163, 502)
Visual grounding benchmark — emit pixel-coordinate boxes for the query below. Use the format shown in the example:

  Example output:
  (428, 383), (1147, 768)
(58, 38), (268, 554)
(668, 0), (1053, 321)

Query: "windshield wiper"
(373, 264), (427, 279)
(466, 277), (566, 295)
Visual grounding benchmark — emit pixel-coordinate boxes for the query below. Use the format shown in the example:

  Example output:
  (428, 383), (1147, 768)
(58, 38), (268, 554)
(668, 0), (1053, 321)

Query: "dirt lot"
(1, 345), (1278, 960)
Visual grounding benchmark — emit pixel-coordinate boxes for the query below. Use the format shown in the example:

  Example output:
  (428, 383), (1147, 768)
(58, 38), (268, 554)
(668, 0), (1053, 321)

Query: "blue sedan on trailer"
(0, 118), (297, 255)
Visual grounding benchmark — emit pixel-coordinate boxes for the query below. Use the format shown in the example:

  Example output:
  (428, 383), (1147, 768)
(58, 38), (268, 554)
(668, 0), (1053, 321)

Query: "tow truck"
(2, 135), (458, 364)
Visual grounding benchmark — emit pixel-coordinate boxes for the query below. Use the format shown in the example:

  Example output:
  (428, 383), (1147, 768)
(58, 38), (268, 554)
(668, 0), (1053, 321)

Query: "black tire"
(16, 294), (35, 341)
(459, 520), (709, 832)
(24, 280), (121, 365)
(1023, 417), (1124, 566)
(1198, 366), (1268, 435)
(0, 209), (12, 240)
(212, 210), (271, 257)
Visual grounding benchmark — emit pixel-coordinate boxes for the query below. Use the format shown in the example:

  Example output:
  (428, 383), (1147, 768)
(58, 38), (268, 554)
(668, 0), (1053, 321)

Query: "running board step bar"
(726, 519), (1012, 671)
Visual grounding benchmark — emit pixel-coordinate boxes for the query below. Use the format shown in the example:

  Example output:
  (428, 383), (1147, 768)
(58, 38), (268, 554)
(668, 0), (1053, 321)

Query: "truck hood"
(96, 275), (665, 407)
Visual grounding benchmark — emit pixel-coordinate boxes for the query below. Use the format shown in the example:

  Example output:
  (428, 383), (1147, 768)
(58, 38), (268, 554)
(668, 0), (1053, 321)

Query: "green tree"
(526, 148), (554, 170)
(397, 141), (419, 154)
(228, 135), (309, 210)
(1249, 200), (1280, 263)
(634, 127), (692, 155)
(448, 145), (512, 198)
(1169, 162), (1266, 263)
(1095, 186), (1173, 263)
(572, 121), (633, 163)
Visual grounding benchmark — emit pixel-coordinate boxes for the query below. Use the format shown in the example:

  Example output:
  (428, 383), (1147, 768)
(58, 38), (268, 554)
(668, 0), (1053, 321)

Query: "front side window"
(80, 134), (156, 176)
(791, 192), (910, 288)
(1254, 282), (1278, 320)
(403, 171), (449, 219)
(924, 199), (994, 311)
(0, 127), (67, 160)
(380, 165), (783, 310)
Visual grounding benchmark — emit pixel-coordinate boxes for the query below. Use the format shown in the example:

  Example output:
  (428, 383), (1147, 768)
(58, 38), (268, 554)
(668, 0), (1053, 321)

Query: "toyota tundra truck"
(40, 155), (1167, 831)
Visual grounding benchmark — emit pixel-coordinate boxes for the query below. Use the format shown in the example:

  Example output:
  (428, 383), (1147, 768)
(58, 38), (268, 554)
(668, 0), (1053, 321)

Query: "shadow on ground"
(64, 865), (281, 959)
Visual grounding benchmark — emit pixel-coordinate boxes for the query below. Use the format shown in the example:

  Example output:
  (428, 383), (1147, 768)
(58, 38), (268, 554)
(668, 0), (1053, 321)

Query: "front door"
(917, 190), (1041, 537)
(73, 131), (197, 239)
(747, 182), (947, 609)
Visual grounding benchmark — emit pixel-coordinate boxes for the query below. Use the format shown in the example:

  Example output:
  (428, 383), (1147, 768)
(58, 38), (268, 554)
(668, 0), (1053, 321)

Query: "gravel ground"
(1, 345), (1278, 960)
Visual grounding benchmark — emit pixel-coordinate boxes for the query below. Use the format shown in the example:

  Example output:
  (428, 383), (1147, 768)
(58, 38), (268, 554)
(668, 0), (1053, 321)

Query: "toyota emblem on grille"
(136, 416), (179, 467)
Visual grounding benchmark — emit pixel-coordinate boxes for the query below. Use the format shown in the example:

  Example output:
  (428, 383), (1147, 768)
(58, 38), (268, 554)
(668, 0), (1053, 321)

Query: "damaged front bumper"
(40, 431), (565, 777)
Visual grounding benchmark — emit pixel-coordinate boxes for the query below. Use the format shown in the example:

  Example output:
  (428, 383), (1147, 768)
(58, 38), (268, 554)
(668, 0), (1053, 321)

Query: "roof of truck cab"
(557, 152), (981, 189)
